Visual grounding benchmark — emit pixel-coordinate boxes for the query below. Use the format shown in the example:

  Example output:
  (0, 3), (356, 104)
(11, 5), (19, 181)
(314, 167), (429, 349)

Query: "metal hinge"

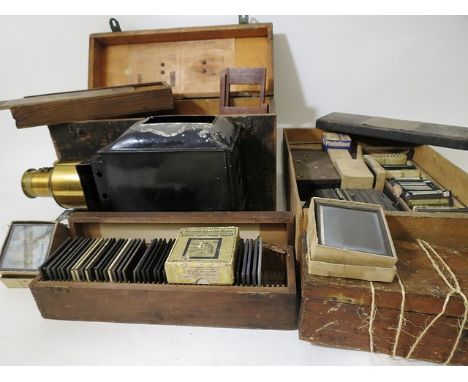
(238, 15), (249, 24)
(55, 210), (72, 223)
(109, 18), (122, 32)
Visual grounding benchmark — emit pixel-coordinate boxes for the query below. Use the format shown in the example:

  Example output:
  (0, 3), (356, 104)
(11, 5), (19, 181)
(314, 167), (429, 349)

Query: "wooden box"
(299, 211), (468, 365)
(283, 127), (468, 261)
(82, 23), (277, 210)
(30, 211), (298, 329)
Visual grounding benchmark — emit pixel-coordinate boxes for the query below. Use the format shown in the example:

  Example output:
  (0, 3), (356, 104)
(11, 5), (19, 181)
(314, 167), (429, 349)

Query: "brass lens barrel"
(21, 161), (86, 209)
(22, 168), (52, 198)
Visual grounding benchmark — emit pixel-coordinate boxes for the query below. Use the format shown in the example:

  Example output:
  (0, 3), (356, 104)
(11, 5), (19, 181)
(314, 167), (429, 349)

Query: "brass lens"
(21, 161), (86, 209)
(22, 168), (52, 198)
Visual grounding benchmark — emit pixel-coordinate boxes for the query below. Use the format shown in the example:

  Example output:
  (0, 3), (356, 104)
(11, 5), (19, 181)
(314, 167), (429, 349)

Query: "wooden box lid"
(316, 112), (468, 150)
(88, 23), (274, 99)
(0, 82), (173, 128)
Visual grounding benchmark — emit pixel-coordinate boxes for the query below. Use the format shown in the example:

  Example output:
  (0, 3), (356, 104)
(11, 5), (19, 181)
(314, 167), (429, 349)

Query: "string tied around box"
(392, 272), (406, 357)
(405, 239), (468, 364)
(366, 273), (406, 356)
(367, 239), (467, 365)
(368, 281), (376, 352)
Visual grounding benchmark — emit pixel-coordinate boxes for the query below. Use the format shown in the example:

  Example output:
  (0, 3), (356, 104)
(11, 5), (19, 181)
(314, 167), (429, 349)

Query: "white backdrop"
(0, 15), (466, 365)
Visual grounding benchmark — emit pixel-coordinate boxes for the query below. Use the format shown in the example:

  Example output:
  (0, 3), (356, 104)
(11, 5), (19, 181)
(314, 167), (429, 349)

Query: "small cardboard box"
(307, 198), (397, 268)
(165, 226), (239, 285)
(306, 260), (396, 283)
(306, 198), (397, 282)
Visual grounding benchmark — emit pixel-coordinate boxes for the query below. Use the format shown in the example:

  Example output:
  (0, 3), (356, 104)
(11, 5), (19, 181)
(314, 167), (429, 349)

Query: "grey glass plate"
(316, 203), (393, 257)
(0, 222), (55, 272)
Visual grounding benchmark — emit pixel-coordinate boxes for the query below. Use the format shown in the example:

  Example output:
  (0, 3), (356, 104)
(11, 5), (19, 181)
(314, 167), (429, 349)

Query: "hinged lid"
(88, 23), (274, 99)
(317, 112), (468, 150)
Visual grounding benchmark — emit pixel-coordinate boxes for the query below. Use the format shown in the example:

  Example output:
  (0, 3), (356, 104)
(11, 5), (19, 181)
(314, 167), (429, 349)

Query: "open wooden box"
(75, 23), (277, 210)
(30, 211), (298, 329)
(283, 127), (468, 261)
(299, 210), (468, 365)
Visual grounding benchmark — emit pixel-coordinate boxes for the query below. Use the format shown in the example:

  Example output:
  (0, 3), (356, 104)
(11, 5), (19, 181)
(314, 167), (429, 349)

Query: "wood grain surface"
(1, 83), (173, 128)
(299, 211), (468, 365)
(30, 211), (298, 329)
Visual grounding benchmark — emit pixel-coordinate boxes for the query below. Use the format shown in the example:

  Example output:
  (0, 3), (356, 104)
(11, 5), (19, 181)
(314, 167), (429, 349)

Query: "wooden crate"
(299, 211), (468, 365)
(283, 127), (468, 261)
(81, 23), (277, 210)
(30, 211), (298, 329)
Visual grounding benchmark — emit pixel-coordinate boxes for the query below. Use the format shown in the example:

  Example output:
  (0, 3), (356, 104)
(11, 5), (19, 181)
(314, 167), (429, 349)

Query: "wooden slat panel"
(75, 222), (289, 249)
(88, 38), (103, 89)
(101, 44), (131, 87)
(1, 83), (173, 128)
(385, 211), (468, 247)
(283, 130), (305, 262)
(99, 39), (237, 95)
(69, 211), (293, 226)
(30, 247), (296, 330)
(299, 297), (467, 365)
(413, 145), (468, 206)
(234, 37), (273, 93)
(90, 23), (272, 45)
(180, 39), (235, 95)
(171, 96), (273, 115)
(88, 24), (274, 96)
(284, 127), (324, 144)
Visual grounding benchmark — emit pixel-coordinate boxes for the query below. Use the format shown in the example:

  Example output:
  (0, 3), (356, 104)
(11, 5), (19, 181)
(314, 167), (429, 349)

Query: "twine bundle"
(366, 239), (467, 365)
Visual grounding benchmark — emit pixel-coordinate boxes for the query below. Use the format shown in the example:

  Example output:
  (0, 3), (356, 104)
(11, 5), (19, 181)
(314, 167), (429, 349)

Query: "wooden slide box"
(87, 23), (278, 210)
(283, 127), (468, 261)
(299, 211), (468, 365)
(30, 211), (298, 330)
